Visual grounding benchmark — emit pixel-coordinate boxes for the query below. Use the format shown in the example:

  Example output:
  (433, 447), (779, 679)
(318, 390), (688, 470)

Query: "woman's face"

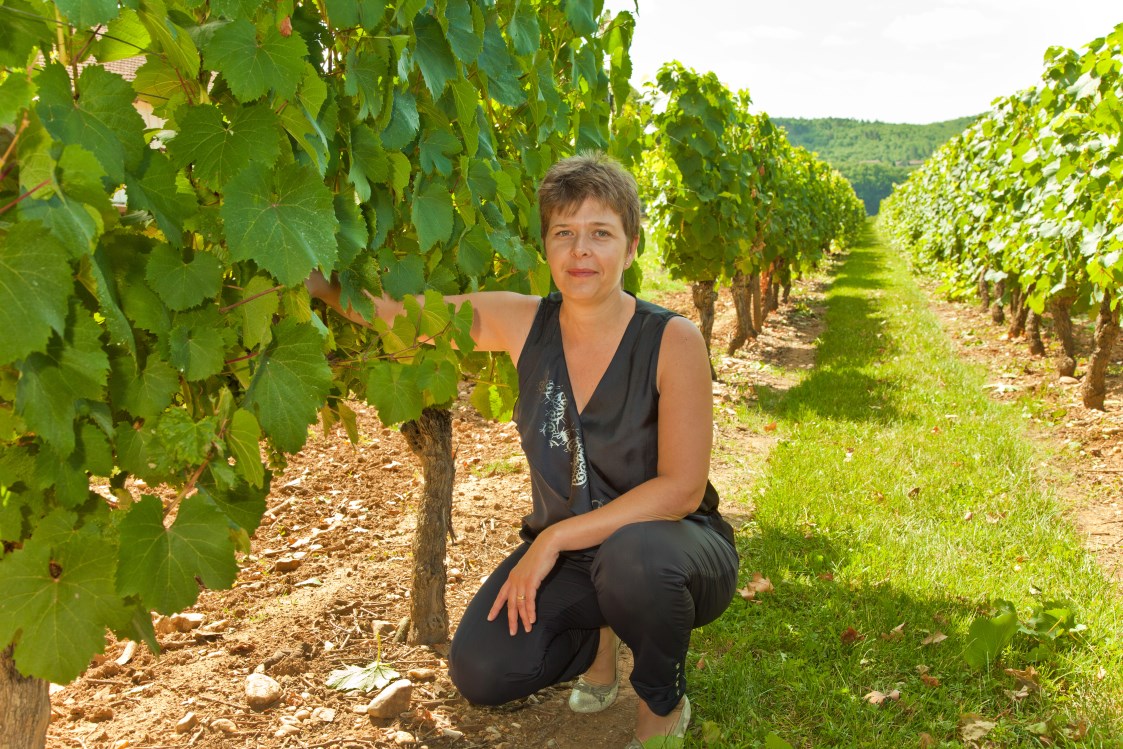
(544, 198), (638, 303)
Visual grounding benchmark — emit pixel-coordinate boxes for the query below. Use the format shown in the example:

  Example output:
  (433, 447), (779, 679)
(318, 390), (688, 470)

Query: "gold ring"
(516, 595), (526, 600)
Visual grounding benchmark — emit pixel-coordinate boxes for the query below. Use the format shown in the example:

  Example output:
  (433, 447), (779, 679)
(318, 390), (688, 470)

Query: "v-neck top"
(512, 291), (734, 559)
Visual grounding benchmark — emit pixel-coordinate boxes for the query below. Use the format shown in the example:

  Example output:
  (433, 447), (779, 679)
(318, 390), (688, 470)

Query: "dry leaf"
(963, 510), (974, 521)
(818, 572), (835, 581)
(931, 426), (941, 434)
(880, 622), (906, 642)
(1004, 665), (1040, 689)
(1066, 719), (1089, 740)
(738, 573), (774, 601)
(918, 733), (937, 749)
(907, 486), (921, 498)
(920, 631), (947, 646)
(920, 673), (941, 688)
(763, 422), (778, 432)
(959, 714), (996, 741)
(840, 627), (865, 645)
(695, 656), (706, 670)
(864, 689), (901, 706)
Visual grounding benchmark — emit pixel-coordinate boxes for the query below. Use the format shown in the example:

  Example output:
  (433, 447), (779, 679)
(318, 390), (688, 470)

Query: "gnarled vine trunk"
(1051, 296), (1077, 378)
(977, 268), (991, 312)
(691, 280), (719, 381)
(727, 271), (756, 355)
(1007, 283), (1028, 339)
(1, 647), (49, 749)
(400, 407), (455, 645)
(1026, 311), (1046, 357)
(990, 279), (1006, 325)
(1081, 295), (1120, 411)
(749, 272), (763, 335)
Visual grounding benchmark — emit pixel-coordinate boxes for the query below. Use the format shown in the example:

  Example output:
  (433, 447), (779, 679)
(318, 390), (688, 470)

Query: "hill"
(772, 116), (977, 214)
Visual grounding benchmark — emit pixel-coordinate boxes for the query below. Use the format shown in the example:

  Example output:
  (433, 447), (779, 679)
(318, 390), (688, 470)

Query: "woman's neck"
(558, 289), (635, 338)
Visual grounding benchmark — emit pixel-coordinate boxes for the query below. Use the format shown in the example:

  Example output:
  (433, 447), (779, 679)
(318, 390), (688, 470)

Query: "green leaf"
(16, 309), (108, 456)
(0, 0), (54, 68)
(126, 150), (197, 243)
(18, 195), (102, 260)
(388, 151), (412, 196)
(155, 408), (216, 464)
(117, 494), (238, 614)
(168, 318), (226, 381)
(325, 0), (387, 28)
(418, 355), (459, 404)
(444, 0), (482, 63)
(366, 360), (423, 425)
(0, 74), (34, 127)
(477, 20), (524, 107)
(344, 43), (391, 121)
(243, 319), (332, 453)
(225, 408), (265, 489)
(418, 127), (462, 176)
(197, 473), (268, 533)
(240, 275), (280, 350)
(123, 356), (179, 422)
(0, 519), (124, 683)
(168, 103), (281, 186)
(413, 15), (457, 98)
(965, 600), (1019, 670)
(36, 63), (146, 182)
(380, 89), (420, 150)
(381, 253), (426, 299)
(457, 224), (492, 277)
(222, 162), (339, 286)
(137, 0), (201, 77)
(54, 0), (118, 29)
(326, 659), (400, 693)
(411, 181), (454, 251)
(508, 3), (540, 56)
(89, 9), (151, 63)
(145, 244), (224, 311)
(348, 124), (389, 203)
(210, 0), (265, 19)
(562, 0), (597, 37)
(764, 733), (795, 749)
(0, 222), (73, 365)
(205, 20), (308, 102)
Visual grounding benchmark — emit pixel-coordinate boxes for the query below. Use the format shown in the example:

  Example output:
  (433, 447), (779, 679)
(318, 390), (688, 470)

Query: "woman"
(312, 153), (738, 748)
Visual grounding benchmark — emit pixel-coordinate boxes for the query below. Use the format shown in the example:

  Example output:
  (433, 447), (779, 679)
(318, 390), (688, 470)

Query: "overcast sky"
(601, 0), (1121, 124)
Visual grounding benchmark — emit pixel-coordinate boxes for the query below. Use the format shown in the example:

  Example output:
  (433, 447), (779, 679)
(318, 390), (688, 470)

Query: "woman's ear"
(625, 235), (640, 267)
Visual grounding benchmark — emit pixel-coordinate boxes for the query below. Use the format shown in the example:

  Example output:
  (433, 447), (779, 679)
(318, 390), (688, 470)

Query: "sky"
(600, 0), (1122, 124)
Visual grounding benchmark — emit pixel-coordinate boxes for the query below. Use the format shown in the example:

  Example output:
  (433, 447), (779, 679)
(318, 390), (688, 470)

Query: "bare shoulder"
(656, 315), (711, 391)
(460, 290), (542, 356)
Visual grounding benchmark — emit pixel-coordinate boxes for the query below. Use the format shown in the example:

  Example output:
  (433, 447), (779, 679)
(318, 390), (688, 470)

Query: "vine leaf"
(413, 15), (457, 98)
(222, 162), (340, 286)
(168, 103), (281, 186)
(122, 356), (180, 422)
(54, 0), (119, 33)
(117, 494), (238, 615)
(204, 20), (307, 102)
(0, 223), (73, 365)
(243, 319), (332, 453)
(146, 244), (224, 311)
(36, 63), (146, 182)
(411, 181), (454, 251)
(444, 0), (483, 63)
(226, 408), (265, 489)
(366, 360), (423, 425)
(0, 515), (125, 683)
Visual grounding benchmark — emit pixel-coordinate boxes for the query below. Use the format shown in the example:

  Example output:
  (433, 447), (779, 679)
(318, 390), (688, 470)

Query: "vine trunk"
(1051, 297), (1078, 378)
(1, 647), (49, 749)
(728, 271), (756, 354)
(1081, 295), (1120, 411)
(691, 281), (719, 381)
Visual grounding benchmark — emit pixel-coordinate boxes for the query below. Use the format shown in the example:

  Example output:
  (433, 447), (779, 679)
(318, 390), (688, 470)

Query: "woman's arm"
(489, 316), (715, 633)
(306, 271), (540, 359)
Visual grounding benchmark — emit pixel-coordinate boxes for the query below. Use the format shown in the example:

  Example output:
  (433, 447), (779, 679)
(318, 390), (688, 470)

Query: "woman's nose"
(570, 233), (592, 256)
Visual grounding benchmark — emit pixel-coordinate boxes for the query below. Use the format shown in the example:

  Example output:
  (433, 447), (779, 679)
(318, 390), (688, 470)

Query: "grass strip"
(692, 224), (1123, 748)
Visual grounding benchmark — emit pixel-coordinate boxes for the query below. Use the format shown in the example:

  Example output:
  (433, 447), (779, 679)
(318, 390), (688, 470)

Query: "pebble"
(371, 620), (397, 636)
(366, 679), (413, 719)
(406, 668), (437, 682)
(245, 673), (283, 711)
(393, 731), (416, 745)
(274, 555), (303, 572)
(441, 728), (464, 739)
(175, 712), (198, 734)
(311, 706), (337, 723)
(211, 718), (238, 734)
(1059, 375), (1080, 384)
(275, 725), (300, 737)
(294, 708), (312, 721)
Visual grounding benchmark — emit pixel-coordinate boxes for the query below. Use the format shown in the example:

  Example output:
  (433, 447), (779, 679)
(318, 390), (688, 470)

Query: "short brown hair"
(537, 152), (641, 246)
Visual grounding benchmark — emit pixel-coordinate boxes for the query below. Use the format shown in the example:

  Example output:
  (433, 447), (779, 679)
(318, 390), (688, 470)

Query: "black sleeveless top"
(513, 292), (735, 560)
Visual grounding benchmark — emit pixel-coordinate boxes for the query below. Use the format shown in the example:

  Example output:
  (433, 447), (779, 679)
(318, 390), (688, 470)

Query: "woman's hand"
(487, 532), (561, 635)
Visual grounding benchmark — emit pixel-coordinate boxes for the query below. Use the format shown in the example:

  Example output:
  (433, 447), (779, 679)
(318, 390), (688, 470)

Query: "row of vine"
(880, 24), (1122, 410)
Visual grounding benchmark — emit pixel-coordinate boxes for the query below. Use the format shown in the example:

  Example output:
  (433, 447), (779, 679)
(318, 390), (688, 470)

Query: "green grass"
(636, 229), (686, 295)
(691, 223), (1123, 748)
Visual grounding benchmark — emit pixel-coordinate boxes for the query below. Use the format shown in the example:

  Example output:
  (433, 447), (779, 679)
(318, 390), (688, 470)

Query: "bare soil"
(45, 264), (1122, 749)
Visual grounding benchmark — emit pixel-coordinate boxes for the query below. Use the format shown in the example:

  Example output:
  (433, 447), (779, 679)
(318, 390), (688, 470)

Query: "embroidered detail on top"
(539, 380), (588, 488)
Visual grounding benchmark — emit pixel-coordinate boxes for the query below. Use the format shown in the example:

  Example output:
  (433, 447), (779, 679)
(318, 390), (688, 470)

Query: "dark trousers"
(448, 518), (739, 716)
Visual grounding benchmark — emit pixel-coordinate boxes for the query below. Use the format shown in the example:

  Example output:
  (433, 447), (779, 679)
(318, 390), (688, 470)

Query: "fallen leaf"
(763, 422), (778, 432)
(959, 713), (997, 741)
(695, 656), (706, 670)
(738, 573), (774, 601)
(1004, 665), (1040, 690)
(920, 673), (941, 688)
(818, 572), (835, 581)
(1006, 687), (1030, 702)
(920, 631), (947, 646)
(844, 448), (854, 463)
(864, 689), (901, 706)
(918, 733), (937, 749)
(870, 491), (885, 502)
(908, 487), (921, 498)
(840, 627), (865, 645)
(1066, 718), (1088, 740)
(382, 461), (402, 471)
(880, 622), (906, 641)
(963, 510), (974, 521)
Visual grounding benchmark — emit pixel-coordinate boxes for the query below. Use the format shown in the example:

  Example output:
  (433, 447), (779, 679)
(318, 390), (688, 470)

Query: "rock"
(112, 741), (130, 749)
(311, 707), (336, 723)
(1059, 375), (1080, 385)
(167, 613), (205, 632)
(275, 725), (300, 737)
(294, 708), (312, 721)
(245, 673), (283, 711)
(393, 730), (416, 745)
(211, 718), (238, 734)
(441, 728), (464, 739)
(175, 712), (198, 734)
(371, 620), (396, 636)
(352, 704), (368, 714)
(366, 679), (413, 719)
(274, 555), (302, 572)
(406, 668), (438, 682)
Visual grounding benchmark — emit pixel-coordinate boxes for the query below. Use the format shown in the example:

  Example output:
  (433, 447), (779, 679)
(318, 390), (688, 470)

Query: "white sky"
(601, 0), (1122, 124)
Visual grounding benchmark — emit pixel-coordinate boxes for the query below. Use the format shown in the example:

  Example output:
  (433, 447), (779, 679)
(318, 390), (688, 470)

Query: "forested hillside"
(774, 116), (977, 214)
